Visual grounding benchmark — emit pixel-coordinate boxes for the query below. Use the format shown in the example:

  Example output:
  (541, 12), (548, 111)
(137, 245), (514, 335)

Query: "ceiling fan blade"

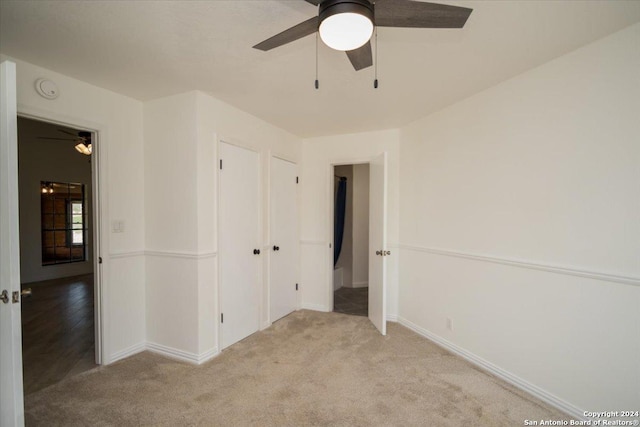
(346, 42), (373, 71)
(57, 129), (78, 137)
(253, 16), (319, 51)
(304, 0), (321, 5)
(375, 0), (472, 28)
(37, 137), (76, 141)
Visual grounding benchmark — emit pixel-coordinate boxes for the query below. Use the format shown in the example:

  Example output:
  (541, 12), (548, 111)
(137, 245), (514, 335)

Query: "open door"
(1, 60), (25, 426)
(368, 152), (387, 335)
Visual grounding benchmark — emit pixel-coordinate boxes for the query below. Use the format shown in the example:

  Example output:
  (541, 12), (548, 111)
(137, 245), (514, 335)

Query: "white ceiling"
(1, 1), (639, 138)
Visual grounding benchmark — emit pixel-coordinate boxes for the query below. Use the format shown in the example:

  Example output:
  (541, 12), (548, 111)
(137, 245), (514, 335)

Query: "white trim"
(271, 152), (297, 165)
(352, 281), (368, 288)
(145, 250), (218, 260)
(261, 320), (272, 330)
(397, 316), (586, 421)
(386, 314), (398, 322)
(0, 60), (25, 426)
(109, 342), (146, 364)
(300, 239), (325, 246)
(196, 347), (219, 364)
(399, 244), (639, 287)
(109, 250), (145, 259)
(301, 303), (331, 312)
(146, 342), (219, 365)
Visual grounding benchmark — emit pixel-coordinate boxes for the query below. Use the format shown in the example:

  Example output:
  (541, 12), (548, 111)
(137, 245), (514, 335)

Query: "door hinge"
(221, 313), (224, 323)
(219, 159), (223, 170)
(99, 256), (103, 264)
(296, 283), (299, 291)
(296, 176), (299, 184)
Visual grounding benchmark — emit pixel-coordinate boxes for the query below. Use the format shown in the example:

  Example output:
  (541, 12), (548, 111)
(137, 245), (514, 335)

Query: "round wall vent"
(35, 78), (59, 100)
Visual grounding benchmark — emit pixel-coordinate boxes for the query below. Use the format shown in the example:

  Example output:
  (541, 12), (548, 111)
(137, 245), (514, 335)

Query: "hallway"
(333, 287), (368, 317)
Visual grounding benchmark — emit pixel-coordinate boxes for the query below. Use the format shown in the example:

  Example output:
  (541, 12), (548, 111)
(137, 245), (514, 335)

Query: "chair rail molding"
(399, 244), (639, 287)
(144, 250), (218, 260)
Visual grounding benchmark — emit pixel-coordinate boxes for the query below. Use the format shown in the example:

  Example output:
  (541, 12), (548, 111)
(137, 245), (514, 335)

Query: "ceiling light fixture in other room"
(75, 142), (92, 156)
(319, 0), (374, 51)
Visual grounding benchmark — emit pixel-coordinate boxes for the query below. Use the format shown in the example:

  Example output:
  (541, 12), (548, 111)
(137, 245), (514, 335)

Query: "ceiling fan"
(38, 129), (92, 156)
(253, 0), (473, 71)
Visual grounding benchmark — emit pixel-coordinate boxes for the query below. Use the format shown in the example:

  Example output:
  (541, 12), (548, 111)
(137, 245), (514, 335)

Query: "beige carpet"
(25, 310), (570, 426)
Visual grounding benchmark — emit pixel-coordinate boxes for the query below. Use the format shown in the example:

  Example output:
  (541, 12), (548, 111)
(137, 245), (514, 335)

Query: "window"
(41, 181), (87, 265)
(69, 200), (84, 245)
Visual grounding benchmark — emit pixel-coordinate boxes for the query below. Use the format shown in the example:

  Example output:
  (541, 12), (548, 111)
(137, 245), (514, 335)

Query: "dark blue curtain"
(334, 178), (347, 266)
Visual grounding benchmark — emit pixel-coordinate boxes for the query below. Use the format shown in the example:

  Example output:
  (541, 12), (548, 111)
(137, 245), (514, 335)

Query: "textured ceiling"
(1, 1), (639, 138)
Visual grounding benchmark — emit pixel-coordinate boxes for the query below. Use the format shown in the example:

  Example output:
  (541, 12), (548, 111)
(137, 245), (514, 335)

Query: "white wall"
(351, 163), (369, 288)
(144, 92), (200, 357)
(398, 23), (640, 415)
(18, 117), (94, 283)
(144, 90), (301, 361)
(334, 165), (353, 288)
(1, 55), (146, 364)
(299, 129), (400, 317)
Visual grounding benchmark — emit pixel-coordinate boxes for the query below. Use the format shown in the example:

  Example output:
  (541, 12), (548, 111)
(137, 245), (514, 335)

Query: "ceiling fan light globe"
(75, 142), (91, 156)
(319, 12), (373, 51)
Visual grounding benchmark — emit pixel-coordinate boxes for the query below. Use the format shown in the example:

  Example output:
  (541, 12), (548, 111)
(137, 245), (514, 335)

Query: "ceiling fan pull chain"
(374, 26), (379, 89)
(315, 32), (320, 90)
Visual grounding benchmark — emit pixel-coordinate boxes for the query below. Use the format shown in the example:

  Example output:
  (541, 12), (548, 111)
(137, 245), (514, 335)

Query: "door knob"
(273, 245), (280, 251)
(253, 249), (261, 255)
(0, 290), (8, 304)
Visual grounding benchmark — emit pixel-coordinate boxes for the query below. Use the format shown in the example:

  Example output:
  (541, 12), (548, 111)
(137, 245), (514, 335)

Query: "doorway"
(328, 153), (387, 335)
(332, 164), (370, 317)
(17, 117), (98, 395)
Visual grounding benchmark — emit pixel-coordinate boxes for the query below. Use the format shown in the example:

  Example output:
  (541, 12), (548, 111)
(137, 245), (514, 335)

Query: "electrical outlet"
(446, 317), (453, 331)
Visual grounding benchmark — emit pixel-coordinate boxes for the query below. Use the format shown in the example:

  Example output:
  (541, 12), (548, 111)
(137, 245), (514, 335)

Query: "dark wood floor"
(21, 274), (96, 395)
(333, 286), (368, 317)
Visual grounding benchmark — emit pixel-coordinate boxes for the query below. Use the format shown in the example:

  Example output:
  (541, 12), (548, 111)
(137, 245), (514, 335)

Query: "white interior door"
(269, 157), (298, 322)
(1, 60), (25, 426)
(368, 152), (387, 335)
(219, 142), (261, 350)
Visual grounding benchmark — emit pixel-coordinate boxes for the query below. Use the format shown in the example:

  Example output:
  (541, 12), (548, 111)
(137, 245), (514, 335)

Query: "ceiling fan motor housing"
(319, 0), (375, 25)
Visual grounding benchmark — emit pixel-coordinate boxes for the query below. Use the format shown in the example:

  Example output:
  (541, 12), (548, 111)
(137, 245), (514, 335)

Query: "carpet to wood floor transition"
(25, 310), (571, 426)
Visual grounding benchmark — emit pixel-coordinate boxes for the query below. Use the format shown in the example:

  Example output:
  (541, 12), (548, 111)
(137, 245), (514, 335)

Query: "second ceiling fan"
(253, 0), (473, 71)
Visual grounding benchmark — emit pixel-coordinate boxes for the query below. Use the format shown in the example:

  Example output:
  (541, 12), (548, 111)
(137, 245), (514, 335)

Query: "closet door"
(219, 142), (261, 349)
(269, 157), (298, 322)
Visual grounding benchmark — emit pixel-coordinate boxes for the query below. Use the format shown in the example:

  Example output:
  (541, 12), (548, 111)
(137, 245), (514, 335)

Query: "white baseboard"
(301, 303), (330, 312)
(109, 342), (146, 364)
(261, 321), (272, 331)
(146, 342), (219, 365)
(386, 314), (398, 322)
(196, 347), (219, 364)
(352, 281), (368, 288)
(397, 316), (586, 421)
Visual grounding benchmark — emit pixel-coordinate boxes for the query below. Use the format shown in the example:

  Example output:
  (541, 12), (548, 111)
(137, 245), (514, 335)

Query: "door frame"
(17, 107), (106, 365)
(325, 155), (381, 313)
(216, 136), (264, 350)
(267, 153), (300, 324)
